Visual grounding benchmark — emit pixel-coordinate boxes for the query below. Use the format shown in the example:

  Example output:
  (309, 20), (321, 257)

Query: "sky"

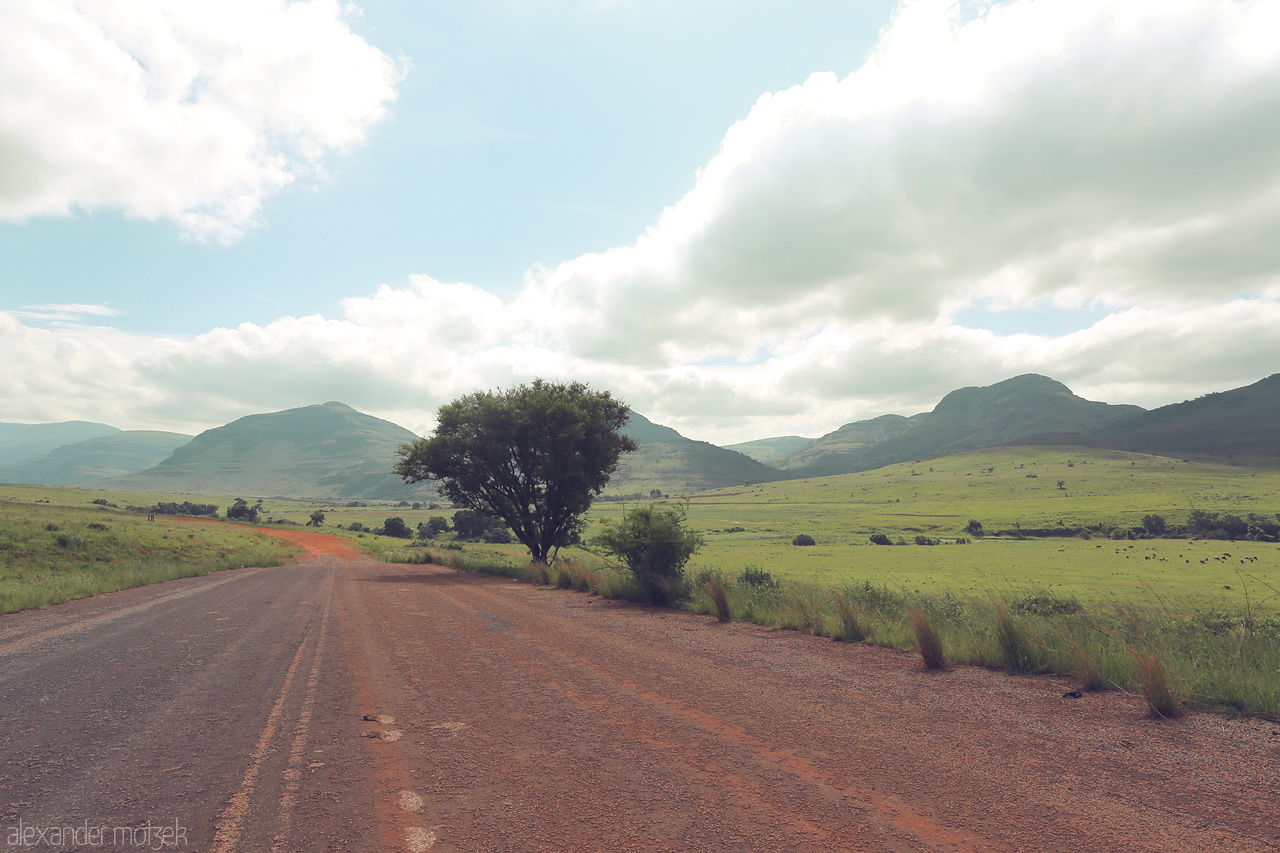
(3, 0), (1280, 446)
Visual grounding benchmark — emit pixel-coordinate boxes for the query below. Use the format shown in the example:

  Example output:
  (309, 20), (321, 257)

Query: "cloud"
(0, 0), (402, 242)
(11, 303), (126, 324)
(3, 0), (1279, 445)
(525, 0), (1280, 365)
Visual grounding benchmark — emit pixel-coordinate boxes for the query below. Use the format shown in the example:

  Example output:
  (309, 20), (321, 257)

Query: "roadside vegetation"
(0, 484), (298, 614)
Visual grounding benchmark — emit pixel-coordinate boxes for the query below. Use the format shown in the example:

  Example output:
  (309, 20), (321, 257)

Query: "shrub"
(591, 502), (704, 605)
(792, 534), (816, 546)
(1010, 590), (1083, 617)
(913, 535), (939, 546)
(738, 566), (779, 589)
(380, 517), (413, 538)
(869, 533), (892, 546)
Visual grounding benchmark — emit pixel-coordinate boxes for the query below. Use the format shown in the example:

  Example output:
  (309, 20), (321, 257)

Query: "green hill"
(774, 375), (1142, 477)
(1018, 373), (1280, 462)
(0, 430), (193, 485)
(722, 435), (816, 462)
(610, 412), (789, 496)
(0, 421), (120, 468)
(101, 402), (433, 499)
(770, 414), (923, 473)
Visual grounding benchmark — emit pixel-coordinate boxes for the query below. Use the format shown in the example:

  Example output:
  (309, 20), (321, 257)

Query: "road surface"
(1, 527), (1277, 852)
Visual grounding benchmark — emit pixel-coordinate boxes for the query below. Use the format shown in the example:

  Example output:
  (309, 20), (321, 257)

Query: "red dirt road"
(2, 526), (1278, 852)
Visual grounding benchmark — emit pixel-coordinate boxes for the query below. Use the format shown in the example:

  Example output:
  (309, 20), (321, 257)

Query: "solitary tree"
(307, 510), (326, 527)
(394, 380), (637, 564)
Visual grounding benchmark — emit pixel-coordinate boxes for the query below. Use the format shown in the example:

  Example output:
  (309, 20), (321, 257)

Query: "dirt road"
(1, 528), (1277, 852)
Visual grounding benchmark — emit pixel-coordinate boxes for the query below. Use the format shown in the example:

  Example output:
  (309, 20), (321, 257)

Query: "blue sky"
(3, 0), (1280, 444)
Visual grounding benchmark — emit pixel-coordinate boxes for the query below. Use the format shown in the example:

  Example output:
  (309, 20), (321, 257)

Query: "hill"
(611, 412), (788, 495)
(770, 414), (923, 473)
(0, 430), (193, 485)
(1018, 373), (1280, 461)
(101, 402), (433, 499)
(0, 421), (120, 468)
(774, 375), (1143, 477)
(722, 435), (815, 462)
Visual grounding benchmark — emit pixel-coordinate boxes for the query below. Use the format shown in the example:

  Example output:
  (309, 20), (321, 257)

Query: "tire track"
(211, 568), (334, 853)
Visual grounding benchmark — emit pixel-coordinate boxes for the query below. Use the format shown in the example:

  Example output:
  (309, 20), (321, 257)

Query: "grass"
(907, 607), (947, 670)
(0, 485), (298, 613)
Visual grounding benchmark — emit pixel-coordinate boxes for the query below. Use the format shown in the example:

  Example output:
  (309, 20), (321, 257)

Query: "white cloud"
(0, 0), (401, 242)
(3, 0), (1279, 446)
(523, 0), (1280, 367)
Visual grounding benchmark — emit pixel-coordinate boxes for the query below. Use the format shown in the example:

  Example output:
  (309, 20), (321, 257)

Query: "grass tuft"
(908, 607), (947, 670)
(705, 578), (731, 622)
(1130, 647), (1181, 718)
(832, 591), (866, 642)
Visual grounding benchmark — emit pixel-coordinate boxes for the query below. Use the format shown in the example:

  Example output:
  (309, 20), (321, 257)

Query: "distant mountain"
(101, 402), (432, 499)
(769, 414), (924, 473)
(722, 435), (816, 462)
(777, 375), (1143, 477)
(0, 430), (193, 485)
(0, 421), (120, 468)
(1018, 373), (1280, 460)
(612, 411), (788, 495)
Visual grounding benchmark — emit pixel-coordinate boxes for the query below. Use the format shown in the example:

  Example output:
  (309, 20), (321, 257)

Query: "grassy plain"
(0, 483), (298, 613)
(604, 446), (1280, 608)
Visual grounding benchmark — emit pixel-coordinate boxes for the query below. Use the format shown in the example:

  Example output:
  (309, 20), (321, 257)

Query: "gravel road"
(1, 528), (1277, 852)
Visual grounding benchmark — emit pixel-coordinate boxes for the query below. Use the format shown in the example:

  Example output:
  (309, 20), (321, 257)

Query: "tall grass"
(907, 607), (947, 670)
(383, 544), (1280, 721)
(704, 578), (731, 622)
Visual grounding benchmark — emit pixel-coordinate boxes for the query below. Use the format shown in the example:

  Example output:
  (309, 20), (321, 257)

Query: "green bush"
(792, 533), (816, 546)
(592, 502), (704, 604)
(738, 566), (779, 589)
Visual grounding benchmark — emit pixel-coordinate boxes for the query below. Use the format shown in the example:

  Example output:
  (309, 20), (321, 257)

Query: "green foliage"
(738, 566), (779, 589)
(965, 519), (984, 536)
(792, 533), (816, 546)
(869, 533), (892, 546)
(307, 510), (325, 527)
(395, 379), (637, 563)
(591, 502), (704, 604)
(226, 497), (262, 522)
(380, 517), (412, 538)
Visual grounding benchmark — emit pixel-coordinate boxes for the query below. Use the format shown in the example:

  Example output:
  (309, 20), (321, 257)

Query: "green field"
(6, 443), (1280, 612)
(237, 445), (1280, 609)
(601, 446), (1280, 608)
(0, 483), (299, 613)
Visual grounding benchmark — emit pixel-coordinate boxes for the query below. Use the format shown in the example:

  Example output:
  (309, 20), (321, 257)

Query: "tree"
(792, 534), (816, 546)
(452, 508), (501, 539)
(307, 510), (326, 527)
(1141, 514), (1166, 537)
(227, 498), (262, 522)
(592, 502), (703, 603)
(394, 380), (638, 564)
(964, 519), (984, 536)
(381, 517), (412, 538)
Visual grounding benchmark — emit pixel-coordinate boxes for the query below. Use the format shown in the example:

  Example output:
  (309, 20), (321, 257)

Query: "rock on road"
(1, 527), (1277, 852)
